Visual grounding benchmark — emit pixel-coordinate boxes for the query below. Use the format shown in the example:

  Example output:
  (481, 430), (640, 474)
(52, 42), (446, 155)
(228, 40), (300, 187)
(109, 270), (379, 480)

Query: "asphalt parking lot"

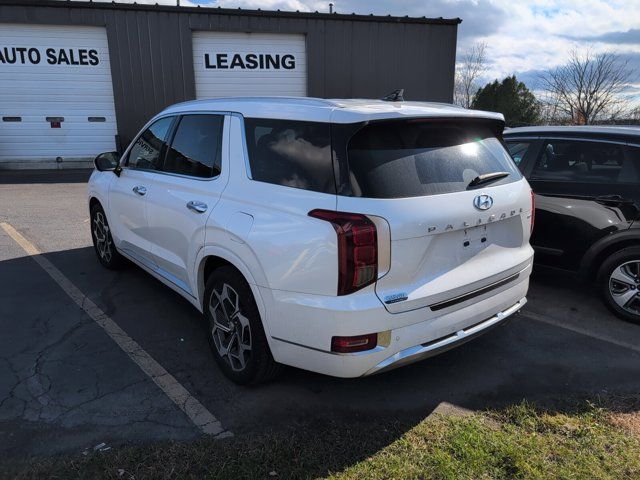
(1, 169), (640, 465)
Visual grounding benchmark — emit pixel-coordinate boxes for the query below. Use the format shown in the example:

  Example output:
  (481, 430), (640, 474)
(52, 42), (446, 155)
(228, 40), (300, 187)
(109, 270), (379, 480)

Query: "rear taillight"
(530, 189), (535, 234)
(331, 333), (378, 353)
(309, 209), (378, 296)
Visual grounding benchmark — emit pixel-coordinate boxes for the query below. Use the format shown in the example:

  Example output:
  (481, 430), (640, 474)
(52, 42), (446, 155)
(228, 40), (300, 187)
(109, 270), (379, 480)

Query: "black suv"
(504, 126), (640, 324)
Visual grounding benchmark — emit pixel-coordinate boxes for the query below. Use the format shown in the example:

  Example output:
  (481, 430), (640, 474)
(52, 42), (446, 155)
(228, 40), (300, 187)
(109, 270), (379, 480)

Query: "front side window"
(244, 118), (335, 194)
(126, 117), (173, 170)
(531, 140), (639, 184)
(506, 141), (532, 166)
(346, 119), (520, 199)
(163, 115), (224, 178)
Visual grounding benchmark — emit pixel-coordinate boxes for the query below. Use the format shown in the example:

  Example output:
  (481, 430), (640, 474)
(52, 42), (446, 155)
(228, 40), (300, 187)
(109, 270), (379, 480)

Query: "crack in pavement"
(1, 221), (231, 438)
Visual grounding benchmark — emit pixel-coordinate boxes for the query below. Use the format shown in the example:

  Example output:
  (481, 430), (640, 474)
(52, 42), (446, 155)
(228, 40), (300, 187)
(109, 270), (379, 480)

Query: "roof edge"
(0, 0), (462, 25)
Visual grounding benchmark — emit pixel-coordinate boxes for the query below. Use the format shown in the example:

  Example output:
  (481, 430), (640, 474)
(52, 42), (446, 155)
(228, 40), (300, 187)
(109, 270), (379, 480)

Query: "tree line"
(454, 42), (639, 127)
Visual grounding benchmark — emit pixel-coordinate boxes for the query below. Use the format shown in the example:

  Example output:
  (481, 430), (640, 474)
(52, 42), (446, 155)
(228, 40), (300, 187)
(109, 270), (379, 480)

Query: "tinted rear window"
(346, 120), (520, 198)
(244, 118), (335, 194)
(531, 140), (640, 184)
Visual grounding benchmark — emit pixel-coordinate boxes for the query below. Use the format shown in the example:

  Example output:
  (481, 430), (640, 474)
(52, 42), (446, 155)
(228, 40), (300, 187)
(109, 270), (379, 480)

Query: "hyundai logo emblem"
(473, 194), (493, 210)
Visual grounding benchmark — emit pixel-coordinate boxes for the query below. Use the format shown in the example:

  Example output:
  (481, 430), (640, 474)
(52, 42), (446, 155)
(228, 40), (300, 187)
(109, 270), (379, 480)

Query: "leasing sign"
(203, 52), (296, 70)
(193, 31), (307, 98)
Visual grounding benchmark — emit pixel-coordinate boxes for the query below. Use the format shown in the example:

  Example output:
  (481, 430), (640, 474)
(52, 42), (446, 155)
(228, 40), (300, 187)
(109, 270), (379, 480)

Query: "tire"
(90, 203), (125, 270)
(204, 266), (283, 385)
(597, 246), (640, 325)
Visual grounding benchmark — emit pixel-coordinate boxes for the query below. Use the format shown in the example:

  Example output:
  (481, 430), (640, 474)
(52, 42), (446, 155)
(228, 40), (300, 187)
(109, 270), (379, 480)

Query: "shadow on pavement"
(0, 169), (91, 185)
(1, 245), (639, 469)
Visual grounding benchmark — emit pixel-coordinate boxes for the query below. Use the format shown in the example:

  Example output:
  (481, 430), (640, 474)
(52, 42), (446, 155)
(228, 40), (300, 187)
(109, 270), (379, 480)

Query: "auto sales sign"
(0, 46), (100, 66)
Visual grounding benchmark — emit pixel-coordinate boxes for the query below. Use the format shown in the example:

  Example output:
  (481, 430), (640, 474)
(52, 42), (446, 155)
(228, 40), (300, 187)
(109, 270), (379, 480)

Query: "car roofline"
(157, 97), (505, 124)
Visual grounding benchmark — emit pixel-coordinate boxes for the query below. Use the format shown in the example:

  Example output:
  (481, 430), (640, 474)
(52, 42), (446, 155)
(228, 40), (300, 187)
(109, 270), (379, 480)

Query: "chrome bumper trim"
(429, 271), (521, 311)
(364, 297), (527, 376)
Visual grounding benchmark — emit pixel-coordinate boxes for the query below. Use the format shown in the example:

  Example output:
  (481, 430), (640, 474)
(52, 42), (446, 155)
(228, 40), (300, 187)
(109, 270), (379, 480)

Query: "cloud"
(562, 29), (640, 45)
(209, 0), (505, 39)
(81, 0), (640, 103)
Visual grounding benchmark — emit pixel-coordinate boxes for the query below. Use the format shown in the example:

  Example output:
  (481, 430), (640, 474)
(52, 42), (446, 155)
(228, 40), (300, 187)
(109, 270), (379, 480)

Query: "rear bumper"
(263, 266), (531, 377)
(364, 298), (525, 375)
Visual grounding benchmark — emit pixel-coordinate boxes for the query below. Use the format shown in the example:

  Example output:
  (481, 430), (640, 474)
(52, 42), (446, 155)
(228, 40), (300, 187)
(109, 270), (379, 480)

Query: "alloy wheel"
(609, 260), (640, 315)
(92, 211), (113, 263)
(209, 283), (252, 372)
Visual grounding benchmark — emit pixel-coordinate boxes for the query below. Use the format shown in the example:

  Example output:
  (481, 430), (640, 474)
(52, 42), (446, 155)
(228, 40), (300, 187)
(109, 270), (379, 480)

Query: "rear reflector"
(530, 189), (535, 234)
(331, 333), (378, 353)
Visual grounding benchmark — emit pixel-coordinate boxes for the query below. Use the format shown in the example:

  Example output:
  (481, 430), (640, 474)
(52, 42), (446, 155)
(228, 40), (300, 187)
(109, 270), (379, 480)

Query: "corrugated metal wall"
(0, 1), (459, 146)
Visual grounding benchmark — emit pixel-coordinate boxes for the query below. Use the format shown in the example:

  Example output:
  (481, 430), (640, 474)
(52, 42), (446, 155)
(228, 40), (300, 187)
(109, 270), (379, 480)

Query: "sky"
(97, 0), (640, 103)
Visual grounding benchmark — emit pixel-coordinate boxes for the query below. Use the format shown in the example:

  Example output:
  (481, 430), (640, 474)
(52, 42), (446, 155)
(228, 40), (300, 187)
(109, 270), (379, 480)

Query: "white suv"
(88, 97), (534, 384)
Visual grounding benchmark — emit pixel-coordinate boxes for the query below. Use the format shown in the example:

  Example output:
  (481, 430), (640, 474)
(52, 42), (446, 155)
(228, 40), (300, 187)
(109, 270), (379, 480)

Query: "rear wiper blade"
(467, 171), (510, 189)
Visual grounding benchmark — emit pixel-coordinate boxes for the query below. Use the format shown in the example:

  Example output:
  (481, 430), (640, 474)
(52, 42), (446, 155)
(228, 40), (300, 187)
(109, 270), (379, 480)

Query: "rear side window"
(244, 118), (335, 194)
(531, 139), (640, 184)
(126, 116), (173, 170)
(346, 119), (520, 199)
(163, 115), (224, 178)
(506, 141), (532, 166)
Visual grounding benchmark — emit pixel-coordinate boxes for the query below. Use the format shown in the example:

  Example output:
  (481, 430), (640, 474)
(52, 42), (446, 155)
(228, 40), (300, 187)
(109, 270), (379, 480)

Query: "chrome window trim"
(505, 135), (640, 149)
(505, 135), (632, 147)
(503, 136), (539, 142)
(539, 136), (630, 147)
(120, 111), (230, 183)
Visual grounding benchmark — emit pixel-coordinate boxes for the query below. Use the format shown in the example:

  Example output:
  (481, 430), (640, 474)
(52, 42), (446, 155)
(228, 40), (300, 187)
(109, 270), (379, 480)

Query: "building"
(0, 0), (460, 169)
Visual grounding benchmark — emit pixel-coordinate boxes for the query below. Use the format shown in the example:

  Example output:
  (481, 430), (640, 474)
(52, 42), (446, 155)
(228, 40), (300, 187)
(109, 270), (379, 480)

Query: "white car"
(88, 97), (534, 384)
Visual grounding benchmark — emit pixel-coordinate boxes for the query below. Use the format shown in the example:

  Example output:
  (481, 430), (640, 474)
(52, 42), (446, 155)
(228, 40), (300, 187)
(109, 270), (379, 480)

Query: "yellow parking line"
(0, 221), (231, 438)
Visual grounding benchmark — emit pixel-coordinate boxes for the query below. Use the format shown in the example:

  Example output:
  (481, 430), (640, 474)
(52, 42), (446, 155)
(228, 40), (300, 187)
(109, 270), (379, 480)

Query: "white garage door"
(193, 32), (307, 99)
(0, 24), (117, 167)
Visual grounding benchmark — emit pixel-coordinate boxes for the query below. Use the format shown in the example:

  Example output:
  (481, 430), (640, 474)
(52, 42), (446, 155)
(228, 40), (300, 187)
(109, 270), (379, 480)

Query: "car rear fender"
(579, 224), (640, 281)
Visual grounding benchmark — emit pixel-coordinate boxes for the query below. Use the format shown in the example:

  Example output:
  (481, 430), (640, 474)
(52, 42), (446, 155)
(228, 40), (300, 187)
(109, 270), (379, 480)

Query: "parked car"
(505, 126), (640, 324)
(88, 97), (534, 384)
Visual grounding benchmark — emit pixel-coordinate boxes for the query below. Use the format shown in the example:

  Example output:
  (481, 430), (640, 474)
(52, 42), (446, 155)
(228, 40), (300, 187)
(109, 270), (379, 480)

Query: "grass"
(3, 400), (640, 480)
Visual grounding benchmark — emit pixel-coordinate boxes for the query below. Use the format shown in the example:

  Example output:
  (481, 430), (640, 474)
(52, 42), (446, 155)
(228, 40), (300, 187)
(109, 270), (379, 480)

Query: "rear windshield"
(346, 119), (520, 198)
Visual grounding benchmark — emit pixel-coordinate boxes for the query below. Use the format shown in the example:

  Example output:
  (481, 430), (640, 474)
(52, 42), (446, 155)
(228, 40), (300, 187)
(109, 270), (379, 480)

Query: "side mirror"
(94, 151), (122, 176)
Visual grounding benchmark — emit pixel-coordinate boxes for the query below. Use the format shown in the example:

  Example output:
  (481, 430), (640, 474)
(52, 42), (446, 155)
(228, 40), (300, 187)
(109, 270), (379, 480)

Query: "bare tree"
(539, 49), (634, 125)
(536, 91), (568, 125)
(454, 42), (487, 108)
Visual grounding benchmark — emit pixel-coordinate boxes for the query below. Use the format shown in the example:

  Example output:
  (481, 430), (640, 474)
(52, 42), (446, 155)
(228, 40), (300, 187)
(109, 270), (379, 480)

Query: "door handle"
(132, 185), (147, 196)
(187, 200), (208, 213)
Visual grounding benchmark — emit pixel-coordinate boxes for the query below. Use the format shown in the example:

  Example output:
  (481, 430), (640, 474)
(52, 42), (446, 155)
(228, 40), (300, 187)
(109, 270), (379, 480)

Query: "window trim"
(121, 111), (229, 182)
(528, 137), (639, 185)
